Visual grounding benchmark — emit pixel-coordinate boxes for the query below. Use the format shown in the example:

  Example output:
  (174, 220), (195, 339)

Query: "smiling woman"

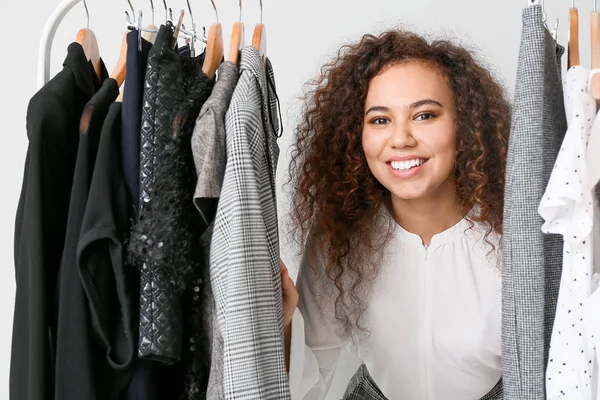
(282, 29), (511, 400)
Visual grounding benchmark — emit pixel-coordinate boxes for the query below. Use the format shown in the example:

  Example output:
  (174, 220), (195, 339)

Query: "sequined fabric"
(129, 23), (213, 366)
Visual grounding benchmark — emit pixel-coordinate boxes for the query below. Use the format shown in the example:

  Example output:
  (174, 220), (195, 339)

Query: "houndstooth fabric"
(502, 5), (567, 399)
(342, 365), (504, 400)
(209, 46), (289, 399)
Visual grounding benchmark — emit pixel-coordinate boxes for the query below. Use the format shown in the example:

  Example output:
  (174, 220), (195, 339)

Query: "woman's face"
(362, 62), (458, 202)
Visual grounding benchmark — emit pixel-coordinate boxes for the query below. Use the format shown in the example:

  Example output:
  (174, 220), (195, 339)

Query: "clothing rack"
(38, 0), (82, 89)
(38, 0), (203, 90)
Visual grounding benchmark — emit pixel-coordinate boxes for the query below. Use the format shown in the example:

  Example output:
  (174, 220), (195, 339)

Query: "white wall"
(0, 0), (588, 398)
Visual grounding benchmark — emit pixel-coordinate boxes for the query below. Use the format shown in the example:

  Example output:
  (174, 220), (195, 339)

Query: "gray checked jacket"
(209, 46), (290, 399)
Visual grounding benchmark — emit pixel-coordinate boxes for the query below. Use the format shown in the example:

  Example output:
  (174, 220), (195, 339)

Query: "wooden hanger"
(569, 6), (580, 68)
(76, 29), (102, 79)
(203, 23), (223, 79)
(228, 22), (244, 64)
(201, 0), (223, 78)
(252, 0), (266, 60)
(110, 32), (128, 88)
(143, 24), (158, 43)
(591, 7), (600, 98)
(252, 23), (266, 60)
(228, 0), (244, 64)
(76, 0), (101, 79)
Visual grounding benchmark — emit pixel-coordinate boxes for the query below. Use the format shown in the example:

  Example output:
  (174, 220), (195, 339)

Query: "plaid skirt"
(343, 365), (503, 400)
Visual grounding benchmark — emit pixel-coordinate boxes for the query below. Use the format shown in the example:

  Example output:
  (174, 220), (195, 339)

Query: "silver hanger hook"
(210, 0), (219, 23)
(186, 0), (195, 30)
(259, 0), (262, 24)
(238, 0), (242, 22)
(595, 0), (598, 12)
(127, 0), (136, 23)
(572, 0), (575, 7)
(162, 0), (168, 22)
(83, 0), (90, 28)
(149, 0), (154, 24)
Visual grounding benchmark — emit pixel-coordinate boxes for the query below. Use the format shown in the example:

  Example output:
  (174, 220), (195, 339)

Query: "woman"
(281, 29), (511, 399)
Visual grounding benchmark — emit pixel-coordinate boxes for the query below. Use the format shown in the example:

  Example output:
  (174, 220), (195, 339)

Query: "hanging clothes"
(128, 23), (186, 365)
(11, 41), (104, 400)
(77, 100), (138, 397)
(55, 77), (119, 400)
(539, 66), (600, 399)
(502, 4), (567, 399)
(128, 20), (215, 377)
(120, 29), (156, 400)
(121, 31), (153, 217)
(191, 60), (239, 399)
(210, 46), (288, 399)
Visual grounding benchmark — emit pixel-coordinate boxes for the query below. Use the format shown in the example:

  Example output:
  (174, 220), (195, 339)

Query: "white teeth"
(390, 159), (425, 171)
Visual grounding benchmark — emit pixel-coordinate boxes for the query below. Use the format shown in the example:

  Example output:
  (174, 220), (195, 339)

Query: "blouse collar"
(391, 209), (473, 247)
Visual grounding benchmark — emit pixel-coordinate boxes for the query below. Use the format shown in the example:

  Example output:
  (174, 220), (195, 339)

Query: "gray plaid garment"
(209, 46), (290, 399)
(192, 61), (240, 400)
(343, 365), (504, 400)
(502, 4), (566, 399)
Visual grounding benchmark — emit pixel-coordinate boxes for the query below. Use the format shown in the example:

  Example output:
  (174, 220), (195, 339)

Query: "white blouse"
(538, 66), (600, 399)
(288, 215), (503, 400)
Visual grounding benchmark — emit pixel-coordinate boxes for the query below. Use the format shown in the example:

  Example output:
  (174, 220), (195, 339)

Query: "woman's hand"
(280, 259), (299, 328)
(280, 259), (298, 371)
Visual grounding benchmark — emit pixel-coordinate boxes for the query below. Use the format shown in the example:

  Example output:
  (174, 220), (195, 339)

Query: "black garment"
(78, 101), (139, 398)
(54, 78), (119, 400)
(128, 23), (186, 365)
(121, 31), (152, 216)
(12, 42), (104, 400)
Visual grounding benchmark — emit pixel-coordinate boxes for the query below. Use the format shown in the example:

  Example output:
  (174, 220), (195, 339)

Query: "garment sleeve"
(288, 242), (349, 400)
(12, 91), (70, 400)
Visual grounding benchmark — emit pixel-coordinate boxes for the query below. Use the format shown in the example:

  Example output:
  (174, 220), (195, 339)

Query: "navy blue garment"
(120, 31), (156, 400)
(121, 30), (152, 217)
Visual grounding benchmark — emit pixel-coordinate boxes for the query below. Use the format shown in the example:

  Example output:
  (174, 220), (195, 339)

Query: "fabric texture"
(502, 5), (567, 399)
(342, 365), (504, 400)
(78, 101), (139, 396)
(120, 29), (156, 400)
(11, 42), (104, 400)
(190, 61), (240, 399)
(538, 66), (600, 399)
(289, 212), (503, 399)
(128, 23), (183, 364)
(55, 78), (120, 399)
(121, 30), (153, 217)
(128, 23), (215, 368)
(192, 61), (239, 226)
(210, 46), (289, 399)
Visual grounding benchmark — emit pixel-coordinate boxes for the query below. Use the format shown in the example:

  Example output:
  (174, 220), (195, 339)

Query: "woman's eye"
(370, 117), (390, 125)
(415, 112), (435, 121)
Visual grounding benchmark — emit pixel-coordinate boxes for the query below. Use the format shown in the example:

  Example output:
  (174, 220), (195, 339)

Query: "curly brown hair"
(289, 29), (511, 336)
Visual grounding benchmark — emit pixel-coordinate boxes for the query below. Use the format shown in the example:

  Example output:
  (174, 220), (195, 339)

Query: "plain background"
(0, 0), (591, 398)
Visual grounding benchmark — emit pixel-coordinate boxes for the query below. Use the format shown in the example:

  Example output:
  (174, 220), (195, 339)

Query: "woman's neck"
(391, 178), (464, 246)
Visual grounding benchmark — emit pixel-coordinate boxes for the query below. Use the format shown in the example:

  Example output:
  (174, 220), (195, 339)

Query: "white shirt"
(539, 66), (600, 400)
(288, 214), (503, 400)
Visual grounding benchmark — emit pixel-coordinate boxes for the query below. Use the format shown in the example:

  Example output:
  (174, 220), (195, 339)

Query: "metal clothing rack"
(37, 0), (206, 89)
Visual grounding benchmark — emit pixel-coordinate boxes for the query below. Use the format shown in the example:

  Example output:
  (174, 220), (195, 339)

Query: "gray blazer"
(502, 4), (566, 399)
(209, 46), (290, 399)
(191, 61), (240, 400)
